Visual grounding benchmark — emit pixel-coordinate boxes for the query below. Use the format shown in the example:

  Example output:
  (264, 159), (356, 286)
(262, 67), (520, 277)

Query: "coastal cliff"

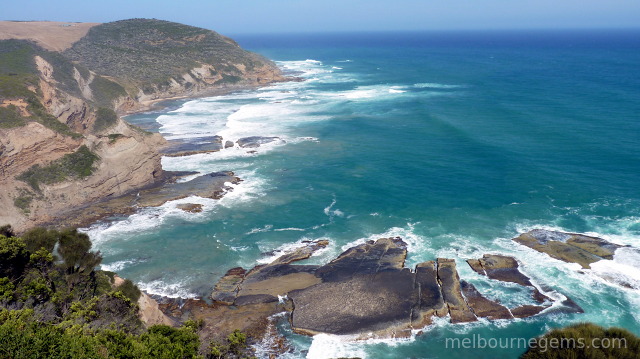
(0, 19), (286, 231)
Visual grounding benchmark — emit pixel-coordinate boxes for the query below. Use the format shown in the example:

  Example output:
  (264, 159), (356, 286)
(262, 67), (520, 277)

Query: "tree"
(0, 225), (15, 238)
(22, 227), (59, 252)
(0, 235), (29, 279)
(57, 229), (102, 275)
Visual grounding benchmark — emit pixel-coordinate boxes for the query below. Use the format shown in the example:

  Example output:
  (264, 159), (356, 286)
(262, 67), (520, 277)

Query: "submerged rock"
(236, 136), (282, 148)
(466, 253), (583, 315)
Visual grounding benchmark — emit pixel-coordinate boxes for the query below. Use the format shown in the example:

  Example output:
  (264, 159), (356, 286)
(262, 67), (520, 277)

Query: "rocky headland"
(0, 19), (291, 232)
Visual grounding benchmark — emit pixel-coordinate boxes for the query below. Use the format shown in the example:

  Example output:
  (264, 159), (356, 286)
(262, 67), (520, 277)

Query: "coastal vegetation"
(64, 19), (267, 87)
(93, 107), (118, 132)
(17, 145), (100, 191)
(0, 225), (254, 358)
(0, 104), (24, 128)
(521, 323), (640, 358)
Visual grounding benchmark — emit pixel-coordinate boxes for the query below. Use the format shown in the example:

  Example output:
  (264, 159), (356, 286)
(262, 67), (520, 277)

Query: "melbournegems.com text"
(445, 334), (627, 352)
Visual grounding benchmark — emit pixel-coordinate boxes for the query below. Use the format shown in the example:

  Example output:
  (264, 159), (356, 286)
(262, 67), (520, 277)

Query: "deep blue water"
(89, 30), (640, 358)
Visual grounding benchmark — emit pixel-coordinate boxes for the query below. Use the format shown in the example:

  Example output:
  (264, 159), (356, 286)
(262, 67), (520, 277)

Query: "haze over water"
(86, 30), (640, 358)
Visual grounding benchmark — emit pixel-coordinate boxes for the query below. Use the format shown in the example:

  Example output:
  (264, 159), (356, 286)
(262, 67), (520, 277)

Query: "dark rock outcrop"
(208, 238), (578, 339)
(460, 281), (513, 320)
(467, 254), (551, 304)
(437, 258), (477, 324)
(162, 136), (223, 157)
(211, 240), (329, 305)
(48, 171), (239, 229)
(176, 203), (203, 213)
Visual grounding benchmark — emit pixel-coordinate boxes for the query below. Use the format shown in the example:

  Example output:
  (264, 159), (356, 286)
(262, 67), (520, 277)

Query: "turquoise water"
(87, 30), (640, 358)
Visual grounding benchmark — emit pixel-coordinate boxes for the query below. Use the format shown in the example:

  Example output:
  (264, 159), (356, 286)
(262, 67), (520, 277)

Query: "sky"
(2, 0), (639, 34)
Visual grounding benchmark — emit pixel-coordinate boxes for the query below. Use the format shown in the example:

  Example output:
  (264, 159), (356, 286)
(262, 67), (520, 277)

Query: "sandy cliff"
(0, 19), (286, 231)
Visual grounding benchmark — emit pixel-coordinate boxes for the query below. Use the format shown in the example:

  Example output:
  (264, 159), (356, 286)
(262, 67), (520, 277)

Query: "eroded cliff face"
(0, 19), (287, 232)
(114, 61), (285, 114)
(0, 53), (166, 231)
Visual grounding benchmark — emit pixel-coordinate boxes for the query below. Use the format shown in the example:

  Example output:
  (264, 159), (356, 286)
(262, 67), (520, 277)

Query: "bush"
(13, 191), (33, 214)
(0, 309), (202, 358)
(522, 322), (640, 359)
(0, 235), (29, 279)
(0, 104), (25, 128)
(17, 145), (99, 191)
(207, 329), (250, 359)
(117, 278), (142, 302)
(22, 227), (59, 252)
(90, 76), (127, 108)
(0, 225), (15, 238)
(93, 107), (118, 132)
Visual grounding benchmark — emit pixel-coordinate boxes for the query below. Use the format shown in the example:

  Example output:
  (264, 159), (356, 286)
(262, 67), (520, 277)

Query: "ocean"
(85, 30), (640, 358)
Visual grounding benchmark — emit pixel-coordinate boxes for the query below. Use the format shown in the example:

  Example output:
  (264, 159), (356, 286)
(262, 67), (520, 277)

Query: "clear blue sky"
(3, 0), (639, 34)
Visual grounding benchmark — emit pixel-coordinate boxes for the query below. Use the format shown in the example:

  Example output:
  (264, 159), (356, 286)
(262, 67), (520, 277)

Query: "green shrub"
(0, 278), (15, 302)
(0, 225), (14, 238)
(13, 191), (33, 214)
(0, 104), (25, 128)
(117, 278), (142, 302)
(17, 145), (99, 191)
(93, 107), (118, 132)
(108, 133), (124, 143)
(90, 76), (127, 108)
(0, 40), (36, 75)
(0, 235), (29, 279)
(22, 227), (60, 252)
(522, 322), (640, 359)
(215, 74), (241, 85)
(207, 329), (250, 358)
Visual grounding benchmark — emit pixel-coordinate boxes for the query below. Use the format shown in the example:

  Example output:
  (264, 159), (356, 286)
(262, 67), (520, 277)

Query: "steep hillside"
(0, 19), (285, 231)
(0, 38), (164, 231)
(64, 19), (285, 112)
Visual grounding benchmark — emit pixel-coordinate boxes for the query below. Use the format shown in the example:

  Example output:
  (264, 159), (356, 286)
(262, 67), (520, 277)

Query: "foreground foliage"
(522, 322), (640, 359)
(0, 225), (254, 358)
(0, 310), (201, 358)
